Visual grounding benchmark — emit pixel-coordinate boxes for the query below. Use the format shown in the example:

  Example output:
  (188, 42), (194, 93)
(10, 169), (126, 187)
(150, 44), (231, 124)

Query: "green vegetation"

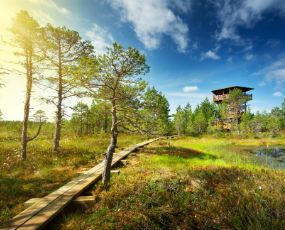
(1, 9), (285, 230)
(0, 19), (172, 217)
(75, 42), (150, 185)
(174, 93), (285, 137)
(3, 10), (172, 186)
(54, 136), (285, 229)
(41, 23), (94, 152)
(0, 123), (146, 225)
(141, 87), (171, 135)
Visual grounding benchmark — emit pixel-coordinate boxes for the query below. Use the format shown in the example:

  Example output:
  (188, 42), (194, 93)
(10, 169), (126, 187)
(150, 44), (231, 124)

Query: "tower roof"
(212, 86), (253, 95)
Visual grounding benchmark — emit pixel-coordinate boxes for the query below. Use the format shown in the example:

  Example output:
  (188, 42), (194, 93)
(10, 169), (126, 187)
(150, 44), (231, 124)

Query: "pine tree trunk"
(21, 49), (32, 160)
(80, 107), (83, 135)
(104, 102), (108, 133)
(53, 98), (62, 151)
(102, 100), (117, 186)
(53, 42), (62, 152)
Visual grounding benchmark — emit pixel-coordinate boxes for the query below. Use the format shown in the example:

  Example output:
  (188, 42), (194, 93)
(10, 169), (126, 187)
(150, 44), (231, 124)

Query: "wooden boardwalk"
(3, 137), (166, 230)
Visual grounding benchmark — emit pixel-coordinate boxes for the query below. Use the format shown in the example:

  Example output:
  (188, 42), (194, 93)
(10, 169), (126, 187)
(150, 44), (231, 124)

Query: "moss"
(0, 130), (146, 226)
(55, 136), (285, 229)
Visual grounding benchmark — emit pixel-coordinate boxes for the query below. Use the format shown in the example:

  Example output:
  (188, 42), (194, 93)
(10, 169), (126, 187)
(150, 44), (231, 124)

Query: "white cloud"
(266, 39), (280, 48)
(183, 85), (198, 93)
(168, 84), (210, 99)
(109, 0), (189, 52)
(253, 58), (285, 90)
(86, 24), (114, 54)
(201, 50), (220, 60)
(273, 91), (283, 97)
(172, 0), (192, 13)
(28, 0), (70, 15)
(242, 43), (253, 52)
(244, 53), (255, 61)
(214, 0), (285, 41)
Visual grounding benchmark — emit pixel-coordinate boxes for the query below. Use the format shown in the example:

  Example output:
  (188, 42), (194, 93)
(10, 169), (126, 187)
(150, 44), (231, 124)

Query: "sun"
(0, 1), (20, 35)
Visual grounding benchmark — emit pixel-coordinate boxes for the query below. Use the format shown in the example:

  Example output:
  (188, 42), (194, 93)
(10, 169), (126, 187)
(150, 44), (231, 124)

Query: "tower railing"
(213, 93), (252, 102)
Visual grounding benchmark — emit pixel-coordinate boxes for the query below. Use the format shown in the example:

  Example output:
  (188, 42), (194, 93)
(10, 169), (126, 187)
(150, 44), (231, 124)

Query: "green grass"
(0, 123), (147, 225)
(53, 136), (285, 230)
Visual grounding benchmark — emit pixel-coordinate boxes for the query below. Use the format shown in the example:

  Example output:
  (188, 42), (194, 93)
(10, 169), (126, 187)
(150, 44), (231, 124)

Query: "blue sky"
(0, 0), (285, 120)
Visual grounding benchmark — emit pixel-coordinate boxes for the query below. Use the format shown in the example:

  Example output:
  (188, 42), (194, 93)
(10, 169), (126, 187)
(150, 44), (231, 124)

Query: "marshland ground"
(2, 3), (285, 229)
(1, 123), (285, 229)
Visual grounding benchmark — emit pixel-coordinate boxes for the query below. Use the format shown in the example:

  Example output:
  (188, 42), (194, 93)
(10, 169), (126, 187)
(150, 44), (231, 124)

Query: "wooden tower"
(212, 86), (253, 130)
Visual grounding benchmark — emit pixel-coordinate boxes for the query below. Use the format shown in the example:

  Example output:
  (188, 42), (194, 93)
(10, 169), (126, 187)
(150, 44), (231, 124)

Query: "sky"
(0, 0), (285, 120)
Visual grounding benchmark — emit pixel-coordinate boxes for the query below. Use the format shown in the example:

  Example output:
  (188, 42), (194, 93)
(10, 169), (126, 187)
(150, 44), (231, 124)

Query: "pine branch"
(27, 122), (43, 142)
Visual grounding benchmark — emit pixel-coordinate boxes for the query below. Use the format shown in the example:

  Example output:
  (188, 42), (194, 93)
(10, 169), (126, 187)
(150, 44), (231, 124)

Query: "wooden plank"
(24, 199), (42, 208)
(2, 137), (164, 230)
(24, 196), (96, 207)
(120, 160), (128, 165)
(73, 196), (95, 204)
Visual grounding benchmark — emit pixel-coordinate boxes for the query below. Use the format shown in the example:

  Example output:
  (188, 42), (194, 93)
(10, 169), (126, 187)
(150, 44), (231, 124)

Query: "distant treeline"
(67, 86), (171, 136)
(2, 91), (284, 139)
(173, 89), (285, 137)
(0, 86), (172, 137)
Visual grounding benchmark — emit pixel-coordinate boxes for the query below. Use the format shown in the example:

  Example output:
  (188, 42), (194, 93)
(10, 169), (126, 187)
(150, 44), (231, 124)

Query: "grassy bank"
(0, 125), (146, 225)
(54, 136), (285, 229)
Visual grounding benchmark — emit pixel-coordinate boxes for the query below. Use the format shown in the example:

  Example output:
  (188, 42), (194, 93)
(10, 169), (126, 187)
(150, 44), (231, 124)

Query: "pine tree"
(10, 11), (43, 160)
(184, 103), (193, 135)
(41, 24), (93, 151)
(76, 43), (149, 186)
(193, 106), (207, 135)
(200, 98), (215, 123)
(141, 87), (171, 135)
(70, 102), (90, 135)
(250, 111), (268, 134)
(216, 102), (228, 130)
(89, 100), (111, 133)
(240, 109), (253, 135)
(281, 98), (285, 128)
(267, 107), (282, 136)
(174, 106), (184, 135)
(227, 89), (248, 135)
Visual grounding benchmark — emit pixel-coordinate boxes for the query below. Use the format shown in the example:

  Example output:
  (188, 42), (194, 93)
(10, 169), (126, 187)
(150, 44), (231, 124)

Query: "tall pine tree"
(42, 24), (93, 151)
(11, 11), (43, 160)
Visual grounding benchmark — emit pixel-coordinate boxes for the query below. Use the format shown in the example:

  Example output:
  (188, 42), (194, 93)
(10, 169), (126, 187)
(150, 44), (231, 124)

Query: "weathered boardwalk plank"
(2, 137), (164, 230)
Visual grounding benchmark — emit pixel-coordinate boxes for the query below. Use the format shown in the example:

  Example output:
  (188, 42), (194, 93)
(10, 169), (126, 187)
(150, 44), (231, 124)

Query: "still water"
(254, 147), (285, 169)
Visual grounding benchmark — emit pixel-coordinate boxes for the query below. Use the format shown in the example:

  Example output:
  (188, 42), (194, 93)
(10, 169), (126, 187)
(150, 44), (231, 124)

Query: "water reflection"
(254, 147), (285, 169)
(256, 147), (285, 158)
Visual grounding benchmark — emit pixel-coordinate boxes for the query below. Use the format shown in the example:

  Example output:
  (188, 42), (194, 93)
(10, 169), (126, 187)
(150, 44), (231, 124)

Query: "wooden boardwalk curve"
(3, 137), (167, 230)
